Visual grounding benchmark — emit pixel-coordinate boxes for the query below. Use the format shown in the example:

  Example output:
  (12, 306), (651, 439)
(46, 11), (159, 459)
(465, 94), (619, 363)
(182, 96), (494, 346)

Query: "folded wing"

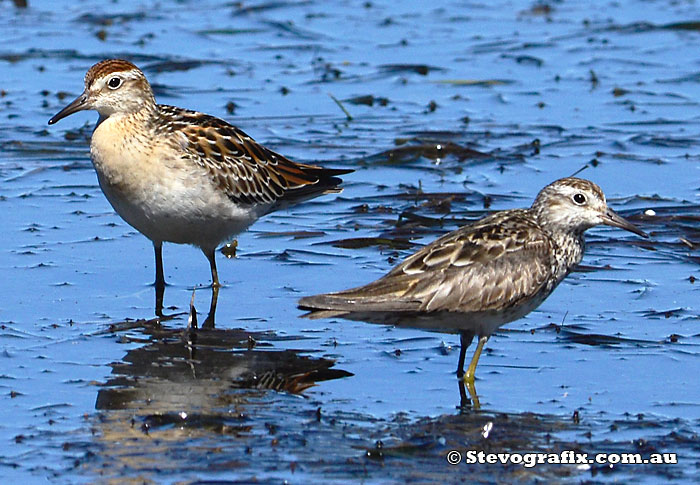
(159, 105), (351, 208)
(299, 210), (556, 314)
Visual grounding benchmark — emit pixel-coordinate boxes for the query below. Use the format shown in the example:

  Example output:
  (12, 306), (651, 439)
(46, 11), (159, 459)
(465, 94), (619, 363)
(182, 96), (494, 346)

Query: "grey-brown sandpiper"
(48, 59), (351, 321)
(299, 177), (647, 404)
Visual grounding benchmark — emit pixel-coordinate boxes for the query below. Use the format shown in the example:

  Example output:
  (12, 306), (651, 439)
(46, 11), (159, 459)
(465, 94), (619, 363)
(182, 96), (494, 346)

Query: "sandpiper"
(299, 177), (647, 404)
(49, 59), (351, 318)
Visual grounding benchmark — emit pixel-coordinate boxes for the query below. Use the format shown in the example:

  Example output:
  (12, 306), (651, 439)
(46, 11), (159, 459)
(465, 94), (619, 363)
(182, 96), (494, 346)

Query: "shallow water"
(1, 0), (699, 483)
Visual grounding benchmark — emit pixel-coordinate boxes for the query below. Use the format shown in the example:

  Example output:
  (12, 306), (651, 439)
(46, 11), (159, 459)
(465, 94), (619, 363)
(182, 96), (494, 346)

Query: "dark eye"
(572, 193), (586, 205)
(107, 77), (122, 89)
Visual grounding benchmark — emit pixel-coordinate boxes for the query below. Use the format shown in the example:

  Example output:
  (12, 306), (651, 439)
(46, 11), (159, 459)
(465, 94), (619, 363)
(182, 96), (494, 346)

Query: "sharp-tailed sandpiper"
(49, 59), (351, 319)
(299, 177), (647, 405)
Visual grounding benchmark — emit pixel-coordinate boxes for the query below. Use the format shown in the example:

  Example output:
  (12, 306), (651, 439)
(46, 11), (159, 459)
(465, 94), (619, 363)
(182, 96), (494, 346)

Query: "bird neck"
(96, 102), (157, 130)
(548, 227), (586, 271)
(530, 202), (586, 268)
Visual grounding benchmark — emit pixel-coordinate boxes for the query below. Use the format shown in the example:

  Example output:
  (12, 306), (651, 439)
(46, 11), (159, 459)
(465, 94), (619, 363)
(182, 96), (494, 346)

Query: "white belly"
(90, 116), (268, 250)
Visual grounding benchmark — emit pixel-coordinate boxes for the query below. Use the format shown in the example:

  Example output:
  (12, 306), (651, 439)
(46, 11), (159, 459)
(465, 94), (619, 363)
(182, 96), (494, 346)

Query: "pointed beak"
(48, 91), (90, 125)
(601, 207), (648, 238)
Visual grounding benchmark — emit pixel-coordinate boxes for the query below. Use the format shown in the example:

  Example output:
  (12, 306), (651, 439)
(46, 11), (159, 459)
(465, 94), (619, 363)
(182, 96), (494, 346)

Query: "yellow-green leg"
(460, 335), (488, 409)
(462, 336), (489, 387)
(463, 335), (489, 386)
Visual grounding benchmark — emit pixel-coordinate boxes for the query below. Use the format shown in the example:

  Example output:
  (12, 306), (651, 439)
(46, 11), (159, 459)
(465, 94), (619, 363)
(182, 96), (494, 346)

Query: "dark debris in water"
(75, 12), (149, 26)
(661, 21), (700, 31)
(197, 27), (265, 36)
(360, 136), (539, 167)
(257, 230), (326, 240)
(556, 328), (661, 348)
(364, 141), (491, 165)
(145, 60), (211, 73)
(261, 19), (324, 40)
(595, 19), (700, 34)
(629, 134), (698, 148)
(343, 94), (390, 106)
(378, 64), (446, 76)
(432, 78), (515, 86)
(640, 307), (690, 320)
(80, 403), (690, 483)
(501, 54), (545, 67)
(322, 236), (414, 250)
(232, 0), (314, 16)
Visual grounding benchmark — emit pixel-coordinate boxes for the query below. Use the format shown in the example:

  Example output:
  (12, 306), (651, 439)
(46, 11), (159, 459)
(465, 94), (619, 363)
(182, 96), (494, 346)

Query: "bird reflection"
(155, 282), (219, 328)
(96, 322), (352, 412)
(91, 321), (351, 476)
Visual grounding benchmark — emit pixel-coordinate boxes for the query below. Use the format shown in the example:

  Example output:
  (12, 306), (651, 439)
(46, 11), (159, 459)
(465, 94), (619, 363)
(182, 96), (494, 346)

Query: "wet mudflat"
(1, 0), (699, 483)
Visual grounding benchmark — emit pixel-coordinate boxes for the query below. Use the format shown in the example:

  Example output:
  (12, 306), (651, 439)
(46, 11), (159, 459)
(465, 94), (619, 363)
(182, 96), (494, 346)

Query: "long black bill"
(48, 92), (88, 125)
(602, 208), (648, 238)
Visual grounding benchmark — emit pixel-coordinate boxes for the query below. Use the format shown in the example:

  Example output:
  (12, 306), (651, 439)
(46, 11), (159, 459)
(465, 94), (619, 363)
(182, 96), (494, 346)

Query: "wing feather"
(156, 105), (351, 207)
(299, 210), (556, 314)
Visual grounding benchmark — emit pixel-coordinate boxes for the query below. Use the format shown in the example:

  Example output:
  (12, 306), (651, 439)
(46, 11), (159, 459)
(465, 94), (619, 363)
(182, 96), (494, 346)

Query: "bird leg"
(204, 248), (220, 288)
(457, 331), (482, 410)
(463, 335), (489, 387)
(154, 242), (165, 317)
(456, 331), (475, 378)
(201, 248), (220, 328)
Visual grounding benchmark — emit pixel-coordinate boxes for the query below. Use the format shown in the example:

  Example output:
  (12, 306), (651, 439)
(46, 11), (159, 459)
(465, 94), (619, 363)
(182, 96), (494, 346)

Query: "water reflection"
(154, 283), (220, 328)
(84, 318), (687, 482)
(88, 320), (593, 482)
(97, 323), (352, 411)
(186, 286), (219, 329)
(94, 322), (352, 475)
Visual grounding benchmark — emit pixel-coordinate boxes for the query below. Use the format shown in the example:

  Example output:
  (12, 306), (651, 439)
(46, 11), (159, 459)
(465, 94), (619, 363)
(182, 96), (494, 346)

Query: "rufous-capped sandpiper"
(49, 59), (351, 321)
